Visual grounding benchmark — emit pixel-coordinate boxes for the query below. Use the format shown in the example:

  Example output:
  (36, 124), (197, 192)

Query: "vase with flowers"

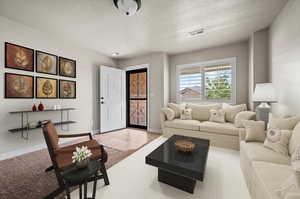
(72, 146), (92, 169)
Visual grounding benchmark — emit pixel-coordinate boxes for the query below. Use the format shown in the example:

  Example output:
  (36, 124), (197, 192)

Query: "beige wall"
(117, 52), (168, 132)
(0, 16), (116, 155)
(270, 0), (300, 115)
(249, 28), (269, 110)
(169, 41), (249, 104)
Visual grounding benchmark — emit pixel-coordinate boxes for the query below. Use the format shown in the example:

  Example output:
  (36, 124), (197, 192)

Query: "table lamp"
(252, 83), (277, 125)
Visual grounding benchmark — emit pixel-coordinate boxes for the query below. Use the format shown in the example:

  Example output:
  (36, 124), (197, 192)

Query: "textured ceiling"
(0, 0), (287, 58)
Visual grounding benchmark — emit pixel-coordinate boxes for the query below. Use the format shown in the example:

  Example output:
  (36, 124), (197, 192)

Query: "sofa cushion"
(164, 119), (201, 131)
(290, 122), (300, 155)
(234, 111), (256, 128)
(167, 103), (186, 118)
(199, 121), (240, 136)
(186, 103), (222, 121)
(223, 103), (247, 123)
(269, 113), (300, 130)
(240, 141), (290, 165)
(162, 108), (175, 121)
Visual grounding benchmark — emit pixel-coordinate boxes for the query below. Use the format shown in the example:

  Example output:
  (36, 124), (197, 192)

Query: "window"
(177, 57), (236, 103)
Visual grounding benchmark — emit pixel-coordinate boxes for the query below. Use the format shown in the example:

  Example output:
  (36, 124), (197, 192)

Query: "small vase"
(32, 104), (37, 112)
(75, 159), (89, 169)
(38, 102), (44, 111)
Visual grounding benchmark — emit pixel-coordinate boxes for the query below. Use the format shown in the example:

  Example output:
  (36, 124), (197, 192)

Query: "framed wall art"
(36, 51), (58, 75)
(36, 77), (58, 99)
(5, 42), (34, 72)
(59, 57), (76, 78)
(59, 80), (76, 99)
(5, 73), (34, 98)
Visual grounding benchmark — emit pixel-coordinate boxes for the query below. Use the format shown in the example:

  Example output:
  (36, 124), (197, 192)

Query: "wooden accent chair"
(41, 121), (109, 199)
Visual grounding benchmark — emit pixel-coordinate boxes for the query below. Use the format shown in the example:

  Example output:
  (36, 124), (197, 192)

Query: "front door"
(126, 69), (148, 129)
(100, 66), (126, 133)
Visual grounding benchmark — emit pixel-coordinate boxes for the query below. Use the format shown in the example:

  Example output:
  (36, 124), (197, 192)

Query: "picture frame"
(5, 73), (34, 98)
(59, 57), (76, 78)
(59, 80), (76, 99)
(36, 50), (58, 75)
(5, 42), (34, 72)
(36, 76), (58, 99)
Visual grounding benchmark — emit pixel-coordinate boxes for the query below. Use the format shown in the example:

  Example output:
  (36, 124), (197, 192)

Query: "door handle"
(101, 97), (104, 99)
(101, 101), (104, 104)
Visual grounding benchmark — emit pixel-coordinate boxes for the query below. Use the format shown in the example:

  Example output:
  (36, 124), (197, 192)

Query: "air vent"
(188, 28), (205, 36)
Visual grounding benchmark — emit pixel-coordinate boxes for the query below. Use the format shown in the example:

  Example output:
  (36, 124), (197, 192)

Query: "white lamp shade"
(253, 83), (277, 102)
(117, 0), (138, 16)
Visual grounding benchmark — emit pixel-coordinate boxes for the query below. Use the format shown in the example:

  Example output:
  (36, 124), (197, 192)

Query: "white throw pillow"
(209, 109), (225, 123)
(234, 111), (256, 128)
(162, 108), (175, 121)
(269, 113), (300, 130)
(263, 129), (291, 156)
(242, 120), (266, 142)
(186, 103), (222, 121)
(167, 103), (186, 118)
(180, 108), (192, 120)
(223, 104), (247, 123)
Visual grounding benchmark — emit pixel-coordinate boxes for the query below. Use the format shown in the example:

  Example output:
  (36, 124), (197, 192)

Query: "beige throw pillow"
(162, 108), (175, 121)
(186, 103), (222, 121)
(242, 120), (266, 142)
(167, 103), (186, 118)
(234, 111), (256, 128)
(209, 109), (225, 123)
(290, 123), (300, 156)
(263, 129), (291, 156)
(223, 104), (247, 123)
(180, 108), (192, 120)
(292, 146), (300, 171)
(269, 113), (300, 130)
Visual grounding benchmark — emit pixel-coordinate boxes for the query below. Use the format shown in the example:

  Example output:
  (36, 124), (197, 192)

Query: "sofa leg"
(100, 162), (109, 185)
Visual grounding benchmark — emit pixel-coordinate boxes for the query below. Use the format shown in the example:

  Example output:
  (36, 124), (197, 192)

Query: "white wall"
(270, 0), (300, 115)
(117, 52), (168, 133)
(249, 28), (269, 110)
(169, 41), (249, 104)
(0, 16), (116, 155)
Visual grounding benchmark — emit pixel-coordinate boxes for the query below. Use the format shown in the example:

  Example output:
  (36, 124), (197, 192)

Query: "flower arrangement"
(72, 146), (92, 164)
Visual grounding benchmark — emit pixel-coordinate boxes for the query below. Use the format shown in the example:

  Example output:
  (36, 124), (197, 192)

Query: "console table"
(9, 108), (76, 139)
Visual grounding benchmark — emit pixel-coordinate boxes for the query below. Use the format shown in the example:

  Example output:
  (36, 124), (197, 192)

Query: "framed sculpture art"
(5, 42), (34, 72)
(59, 57), (76, 78)
(36, 51), (58, 75)
(59, 80), (76, 99)
(5, 73), (34, 98)
(36, 77), (58, 99)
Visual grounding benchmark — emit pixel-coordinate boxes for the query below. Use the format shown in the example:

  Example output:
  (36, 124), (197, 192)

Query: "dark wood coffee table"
(145, 135), (209, 194)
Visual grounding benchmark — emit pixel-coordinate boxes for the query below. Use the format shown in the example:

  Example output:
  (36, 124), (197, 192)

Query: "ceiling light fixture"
(113, 0), (141, 16)
(188, 28), (205, 37)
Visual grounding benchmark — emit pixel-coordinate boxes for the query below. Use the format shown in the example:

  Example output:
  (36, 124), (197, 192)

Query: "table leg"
(84, 181), (87, 199)
(79, 184), (82, 199)
(92, 174), (98, 199)
(65, 183), (71, 199)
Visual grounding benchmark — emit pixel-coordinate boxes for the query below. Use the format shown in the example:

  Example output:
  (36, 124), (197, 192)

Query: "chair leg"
(43, 187), (64, 199)
(45, 165), (54, 172)
(100, 162), (109, 185)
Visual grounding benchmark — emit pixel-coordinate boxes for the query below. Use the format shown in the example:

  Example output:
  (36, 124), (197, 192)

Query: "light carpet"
(71, 136), (251, 199)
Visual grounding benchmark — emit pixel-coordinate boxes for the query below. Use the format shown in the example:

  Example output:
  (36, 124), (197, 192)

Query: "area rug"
(0, 131), (159, 199)
(71, 136), (251, 199)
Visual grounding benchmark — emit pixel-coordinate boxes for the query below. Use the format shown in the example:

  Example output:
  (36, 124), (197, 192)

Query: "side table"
(61, 160), (101, 199)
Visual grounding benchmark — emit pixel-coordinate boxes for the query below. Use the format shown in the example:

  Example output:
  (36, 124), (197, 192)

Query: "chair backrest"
(42, 121), (59, 151)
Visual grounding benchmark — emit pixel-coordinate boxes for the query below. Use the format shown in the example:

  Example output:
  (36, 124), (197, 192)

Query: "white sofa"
(160, 103), (252, 150)
(240, 123), (300, 199)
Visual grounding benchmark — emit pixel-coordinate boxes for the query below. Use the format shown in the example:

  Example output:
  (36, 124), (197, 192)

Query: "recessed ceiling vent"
(188, 28), (205, 36)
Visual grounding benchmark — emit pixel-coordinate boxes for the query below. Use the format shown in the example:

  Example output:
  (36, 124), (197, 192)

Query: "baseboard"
(149, 128), (161, 134)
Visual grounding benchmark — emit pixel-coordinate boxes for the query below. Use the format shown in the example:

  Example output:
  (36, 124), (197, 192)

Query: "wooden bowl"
(174, 140), (196, 153)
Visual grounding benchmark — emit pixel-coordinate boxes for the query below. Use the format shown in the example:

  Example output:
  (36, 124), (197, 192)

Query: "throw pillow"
(292, 146), (300, 172)
(242, 120), (266, 142)
(269, 113), (300, 130)
(162, 108), (175, 121)
(167, 103), (186, 118)
(223, 104), (247, 123)
(186, 103), (222, 121)
(180, 108), (192, 120)
(289, 122), (300, 156)
(209, 109), (225, 123)
(263, 129), (291, 156)
(234, 111), (256, 128)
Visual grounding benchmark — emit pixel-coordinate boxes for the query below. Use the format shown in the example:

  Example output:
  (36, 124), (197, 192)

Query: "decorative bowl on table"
(174, 140), (196, 153)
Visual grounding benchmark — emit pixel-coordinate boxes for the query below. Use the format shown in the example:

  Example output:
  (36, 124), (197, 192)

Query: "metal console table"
(9, 108), (76, 139)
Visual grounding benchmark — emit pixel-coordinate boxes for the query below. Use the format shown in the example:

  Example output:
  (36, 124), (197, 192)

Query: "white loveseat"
(161, 103), (254, 150)
(240, 122), (300, 199)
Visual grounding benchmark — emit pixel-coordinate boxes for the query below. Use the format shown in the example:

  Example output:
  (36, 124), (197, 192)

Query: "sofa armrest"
(239, 128), (246, 141)
(160, 111), (167, 129)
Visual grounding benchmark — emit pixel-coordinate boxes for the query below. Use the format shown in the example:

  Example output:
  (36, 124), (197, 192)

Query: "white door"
(100, 66), (126, 133)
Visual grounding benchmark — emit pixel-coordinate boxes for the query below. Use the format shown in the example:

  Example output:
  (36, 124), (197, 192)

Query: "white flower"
(71, 146), (93, 163)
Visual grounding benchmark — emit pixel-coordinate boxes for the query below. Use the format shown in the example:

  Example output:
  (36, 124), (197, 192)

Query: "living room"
(0, 0), (299, 199)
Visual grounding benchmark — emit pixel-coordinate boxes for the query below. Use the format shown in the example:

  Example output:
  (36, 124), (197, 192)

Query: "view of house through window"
(178, 59), (235, 103)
